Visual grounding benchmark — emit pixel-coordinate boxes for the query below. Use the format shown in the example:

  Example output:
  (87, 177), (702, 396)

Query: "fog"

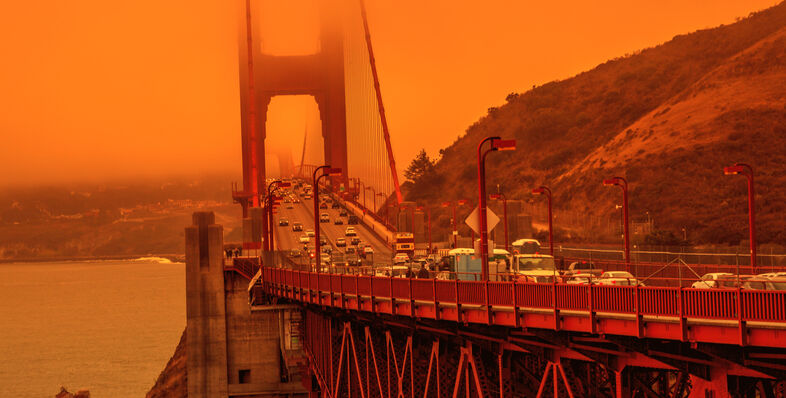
(0, 0), (778, 186)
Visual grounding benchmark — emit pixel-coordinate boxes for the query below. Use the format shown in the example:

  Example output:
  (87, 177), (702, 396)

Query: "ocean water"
(0, 259), (185, 397)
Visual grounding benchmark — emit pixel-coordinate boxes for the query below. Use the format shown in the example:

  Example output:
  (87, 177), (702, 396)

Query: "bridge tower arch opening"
(238, 0), (349, 206)
(264, 95), (324, 179)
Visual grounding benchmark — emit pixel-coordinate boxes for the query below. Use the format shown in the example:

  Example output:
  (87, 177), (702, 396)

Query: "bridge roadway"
(271, 190), (393, 266)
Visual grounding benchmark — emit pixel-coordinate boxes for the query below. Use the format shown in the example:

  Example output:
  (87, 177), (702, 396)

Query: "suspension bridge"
(186, 1), (786, 397)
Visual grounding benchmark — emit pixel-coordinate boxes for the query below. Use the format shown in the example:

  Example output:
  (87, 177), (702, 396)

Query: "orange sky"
(0, 0), (780, 186)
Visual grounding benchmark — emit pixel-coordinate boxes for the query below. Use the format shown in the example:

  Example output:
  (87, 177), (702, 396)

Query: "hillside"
(406, 2), (786, 245)
(0, 176), (242, 261)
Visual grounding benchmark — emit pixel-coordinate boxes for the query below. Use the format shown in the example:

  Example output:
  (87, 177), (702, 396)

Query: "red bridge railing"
(256, 266), (786, 348)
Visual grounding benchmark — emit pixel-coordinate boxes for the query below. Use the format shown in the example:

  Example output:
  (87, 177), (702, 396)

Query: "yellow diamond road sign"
(464, 206), (500, 235)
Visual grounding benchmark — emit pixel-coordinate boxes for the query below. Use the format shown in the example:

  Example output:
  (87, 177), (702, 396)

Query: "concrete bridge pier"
(186, 211), (308, 398)
(186, 212), (229, 397)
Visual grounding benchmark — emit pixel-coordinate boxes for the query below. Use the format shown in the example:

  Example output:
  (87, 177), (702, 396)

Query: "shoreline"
(0, 253), (185, 264)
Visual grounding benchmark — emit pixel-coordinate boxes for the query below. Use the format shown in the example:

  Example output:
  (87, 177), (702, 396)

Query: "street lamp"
(531, 186), (553, 256)
(313, 165), (342, 272)
(264, 180), (291, 251)
(416, 206), (432, 253)
(366, 186), (376, 213)
(477, 136), (516, 281)
(388, 203), (399, 230)
(724, 163), (756, 268)
(603, 177), (630, 270)
(488, 193), (508, 252)
(377, 192), (387, 224)
(441, 199), (468, 248)
(357, 180), (367, 213)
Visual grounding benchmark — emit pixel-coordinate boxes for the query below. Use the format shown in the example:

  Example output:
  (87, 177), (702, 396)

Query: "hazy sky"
(0, 0), (780, 186)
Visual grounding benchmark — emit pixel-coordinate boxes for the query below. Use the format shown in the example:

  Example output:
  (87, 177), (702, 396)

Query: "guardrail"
(257, 266), (786, 348)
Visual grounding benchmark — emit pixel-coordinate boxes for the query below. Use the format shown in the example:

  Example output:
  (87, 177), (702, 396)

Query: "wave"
(132, 256), (175, 264)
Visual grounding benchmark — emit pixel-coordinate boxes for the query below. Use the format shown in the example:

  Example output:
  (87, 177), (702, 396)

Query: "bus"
(394, 232), (415, 258)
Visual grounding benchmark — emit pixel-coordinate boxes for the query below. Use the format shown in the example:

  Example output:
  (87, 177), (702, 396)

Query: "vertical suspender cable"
(359, 0), (403, 204)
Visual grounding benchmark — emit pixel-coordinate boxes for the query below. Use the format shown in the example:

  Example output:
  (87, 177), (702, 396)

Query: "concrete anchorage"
(186, 212), (307, 397)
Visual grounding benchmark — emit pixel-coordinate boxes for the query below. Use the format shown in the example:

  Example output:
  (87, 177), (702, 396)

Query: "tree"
(404, 149), (436, 184)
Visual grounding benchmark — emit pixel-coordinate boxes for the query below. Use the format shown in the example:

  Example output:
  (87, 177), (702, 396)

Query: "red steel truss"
(240, 262), (786, 397)
(258, 267), (786, 348)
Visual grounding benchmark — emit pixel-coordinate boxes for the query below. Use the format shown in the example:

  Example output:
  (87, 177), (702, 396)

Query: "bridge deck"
(257, 267), (786, 349)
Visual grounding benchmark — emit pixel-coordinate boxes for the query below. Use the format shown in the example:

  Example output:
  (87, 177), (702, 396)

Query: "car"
(336, 238), (347, 247)
(691, 273), (735, 289)
(345, 246), (356, 254)
(350, 237), (361, 245)
(334, 218), (344, 225)
(595, 271), (641, 286)
(278, 218), (289, 226)
(319, 236), (327, 245)
(374, 265), (410, 278)
(320, 253), (331, 265)
(289, 249), (302, 257)
(758, 273), (786, 290)
(286, 203), (294, 209)
(741, 276), (784, 290)
(363, 246), (374, 255)
(339, 209), (348, 217)
(306, 229), (315, 237)
(321, 245), (332, 254)
(299, 235), (310, 244)
(565, 273), (595, 285)
(292, 222), (303, 231)
(393, 253), (410, 264)
(331, 202), (340, 209)
(319, 213), (330, 223)
(319, 202), (328, 209)
(345, 227), (357, 237)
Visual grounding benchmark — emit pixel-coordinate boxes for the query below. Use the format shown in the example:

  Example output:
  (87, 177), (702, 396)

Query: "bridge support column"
(186, 212), (229, 397)
(689, 367), (729, 397)
(614, 369), (629, 398)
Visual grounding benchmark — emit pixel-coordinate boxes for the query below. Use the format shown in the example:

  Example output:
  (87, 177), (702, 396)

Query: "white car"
(345, 227), (357, 237)
(564, 273), (594, 285)
(691, 273), (735, 289)
(393, 253), (410, 264)
(306, 229), (315, 237)
(363, 246), (374, 255)
(596, 271), (641, 286)
(298, 235), (310, 244)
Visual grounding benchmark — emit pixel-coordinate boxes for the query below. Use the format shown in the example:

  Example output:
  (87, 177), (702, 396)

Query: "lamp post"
(376, 192), (386, 224)
(357, 180), (367, 213)
(264, 180), (291, 251)
(313, 165), (342, 272)
(477, 136), (516, 281)
(531, 186), (553, 256)
(400, 205), (416, 233)
(603, 177), (630, 271)
(724, 163), (756, 268)
(366, 186), (376, 213)
(489, 193), (508, 252)
(417, 206), (432, 253)
(441, 199), (468, 248)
